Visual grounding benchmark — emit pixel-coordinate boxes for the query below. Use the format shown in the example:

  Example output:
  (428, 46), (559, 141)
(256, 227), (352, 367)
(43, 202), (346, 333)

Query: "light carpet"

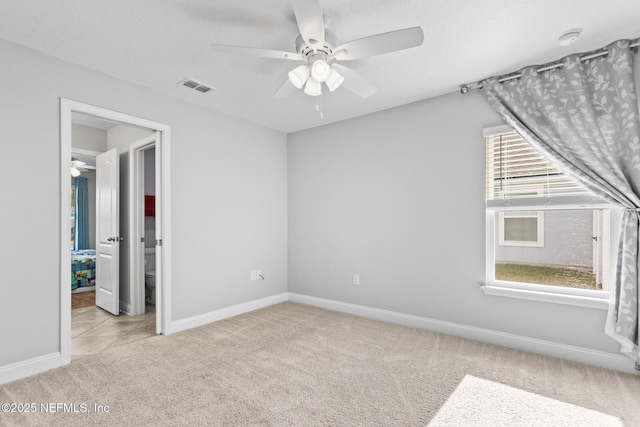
(1, 302), (639, 426)
(428, 375), (624, 426)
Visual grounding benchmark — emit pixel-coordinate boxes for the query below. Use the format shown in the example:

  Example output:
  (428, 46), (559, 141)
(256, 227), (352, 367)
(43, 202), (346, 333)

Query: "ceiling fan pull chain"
(315, 92), (324, 119)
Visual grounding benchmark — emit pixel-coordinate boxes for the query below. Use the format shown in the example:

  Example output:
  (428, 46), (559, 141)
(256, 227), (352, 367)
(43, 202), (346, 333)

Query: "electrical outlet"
(251, 271), (257, 281)
(257, 270), (264, 280)
(353, 274), (360, 286)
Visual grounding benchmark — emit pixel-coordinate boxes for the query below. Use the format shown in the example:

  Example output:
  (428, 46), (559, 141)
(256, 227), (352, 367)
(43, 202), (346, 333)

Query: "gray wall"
(144, 147), (155, 196)
(0, 39), (288, 366)
(72, 123), (108, 152)
(107, 125), (154, 153)
(287, 91), (620, 355)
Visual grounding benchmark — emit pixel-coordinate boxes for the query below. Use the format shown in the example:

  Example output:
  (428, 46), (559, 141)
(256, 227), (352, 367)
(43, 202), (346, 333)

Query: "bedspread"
(71, 249), (96, 290)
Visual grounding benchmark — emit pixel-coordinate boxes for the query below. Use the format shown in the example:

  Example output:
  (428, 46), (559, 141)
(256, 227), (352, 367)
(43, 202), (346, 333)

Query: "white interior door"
(96, 148), (120, 315)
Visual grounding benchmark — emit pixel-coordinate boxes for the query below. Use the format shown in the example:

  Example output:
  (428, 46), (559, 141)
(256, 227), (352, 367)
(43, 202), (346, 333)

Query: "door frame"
(129, 135), (158, 319)
(60, 98), (172, 365)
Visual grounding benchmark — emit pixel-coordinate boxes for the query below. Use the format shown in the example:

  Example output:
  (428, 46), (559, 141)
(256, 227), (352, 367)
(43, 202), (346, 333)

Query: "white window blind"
(485, 130), (597, 208)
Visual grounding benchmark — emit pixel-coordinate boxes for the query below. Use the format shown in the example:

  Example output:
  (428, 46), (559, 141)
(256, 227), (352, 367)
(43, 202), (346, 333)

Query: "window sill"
(481, 283), (610, 310)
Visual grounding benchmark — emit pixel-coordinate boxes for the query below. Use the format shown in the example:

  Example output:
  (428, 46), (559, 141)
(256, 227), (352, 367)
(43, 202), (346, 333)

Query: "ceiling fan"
(211, 0), (424, 98)
(70, 159), (95, 177)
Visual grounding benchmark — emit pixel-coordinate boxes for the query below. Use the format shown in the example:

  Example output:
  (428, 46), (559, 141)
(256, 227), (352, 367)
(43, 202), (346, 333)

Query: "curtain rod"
(460, 40), (640, 94)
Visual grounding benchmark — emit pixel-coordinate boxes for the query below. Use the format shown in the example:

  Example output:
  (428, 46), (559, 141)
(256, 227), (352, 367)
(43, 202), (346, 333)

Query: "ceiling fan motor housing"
(295, 30), (338, 62)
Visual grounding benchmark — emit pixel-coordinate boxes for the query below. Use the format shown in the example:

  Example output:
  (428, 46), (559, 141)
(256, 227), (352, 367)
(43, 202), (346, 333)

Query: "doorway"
(130, 136), (159, 316)
(60, 99), (172, 365)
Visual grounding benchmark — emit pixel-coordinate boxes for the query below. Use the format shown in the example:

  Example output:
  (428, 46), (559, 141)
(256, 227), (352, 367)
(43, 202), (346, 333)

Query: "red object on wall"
(145, 195), (155, 217)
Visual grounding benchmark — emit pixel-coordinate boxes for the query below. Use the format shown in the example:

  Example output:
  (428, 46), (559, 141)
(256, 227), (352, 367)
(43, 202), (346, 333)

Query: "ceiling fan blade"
(331, 64), (377, 98)
(273, 79), (296, 98)
(211, 44), (303, 61)
(332, 26), (424, 61)
(292, 0), (325, 49)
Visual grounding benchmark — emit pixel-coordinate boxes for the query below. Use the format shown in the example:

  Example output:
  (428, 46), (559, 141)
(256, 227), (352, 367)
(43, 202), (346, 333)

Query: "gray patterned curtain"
(481, 39), (640, 366)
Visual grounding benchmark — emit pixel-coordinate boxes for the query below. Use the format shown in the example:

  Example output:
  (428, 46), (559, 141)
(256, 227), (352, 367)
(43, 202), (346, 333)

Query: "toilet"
(145, 271), (156, 304)
(145, 248), (156, 305)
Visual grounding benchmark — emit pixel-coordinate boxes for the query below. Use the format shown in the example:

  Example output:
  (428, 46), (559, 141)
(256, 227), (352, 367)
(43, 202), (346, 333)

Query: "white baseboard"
(168, 292), (289, 334)
(71, 286), (95, 294)
(3, 292), (634, 386)
(288, 293), (637, 374)
(0, 353), (61, 385)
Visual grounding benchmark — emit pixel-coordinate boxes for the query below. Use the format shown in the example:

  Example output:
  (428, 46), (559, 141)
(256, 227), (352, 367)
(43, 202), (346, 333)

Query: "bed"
(71, 249), (96, 291)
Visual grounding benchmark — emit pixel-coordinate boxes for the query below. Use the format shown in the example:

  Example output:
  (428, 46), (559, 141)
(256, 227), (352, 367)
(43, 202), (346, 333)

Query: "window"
(498, 210), (544, 247)
(483, 126), (618, 308)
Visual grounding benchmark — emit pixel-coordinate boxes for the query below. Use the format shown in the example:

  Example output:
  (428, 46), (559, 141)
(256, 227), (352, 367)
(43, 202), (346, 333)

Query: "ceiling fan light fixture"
(288, 65), (310, 89)
(325, 68), (344, 92)
(310, 59), (331, 82)
(70, 167), (81, 177)
(304, 78), (322, 96)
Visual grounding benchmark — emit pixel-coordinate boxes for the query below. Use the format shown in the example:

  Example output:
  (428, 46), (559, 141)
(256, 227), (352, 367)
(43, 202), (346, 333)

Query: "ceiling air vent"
(179, 78), (215, 94)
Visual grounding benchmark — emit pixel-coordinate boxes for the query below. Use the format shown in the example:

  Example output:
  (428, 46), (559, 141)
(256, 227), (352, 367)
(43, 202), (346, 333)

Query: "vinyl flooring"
(72, 290), (96, 310)
(71, 291), (156, 358)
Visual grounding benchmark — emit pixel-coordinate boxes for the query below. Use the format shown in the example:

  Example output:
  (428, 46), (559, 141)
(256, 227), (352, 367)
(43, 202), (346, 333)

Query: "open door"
(96, 147), (120, 315)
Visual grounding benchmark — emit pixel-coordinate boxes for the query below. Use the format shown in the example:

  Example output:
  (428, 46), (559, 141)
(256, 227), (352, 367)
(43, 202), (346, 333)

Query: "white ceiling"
(1, 0), (639, 134)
